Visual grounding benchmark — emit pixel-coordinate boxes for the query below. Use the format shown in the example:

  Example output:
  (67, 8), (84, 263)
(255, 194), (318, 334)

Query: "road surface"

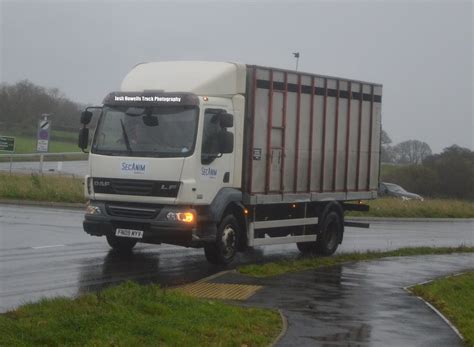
(0, 203), (472, 312)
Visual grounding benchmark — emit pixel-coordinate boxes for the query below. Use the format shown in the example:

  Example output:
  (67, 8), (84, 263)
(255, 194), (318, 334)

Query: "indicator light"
(166, 211), (195, 223)
(178, 212), (194, 223)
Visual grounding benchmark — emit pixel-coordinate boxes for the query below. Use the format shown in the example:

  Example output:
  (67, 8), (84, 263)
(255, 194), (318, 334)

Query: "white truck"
(79, 61), (382, 264)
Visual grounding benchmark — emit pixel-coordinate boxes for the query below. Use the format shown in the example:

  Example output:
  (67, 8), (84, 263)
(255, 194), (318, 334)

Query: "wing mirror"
(78, 127), (89, 150)
(80, 111), (93, 125)
(219, 113), (233, 128)
(220, 131), (234, 154)
(79, 106), (102, 153)
(81, 106), (102, 125)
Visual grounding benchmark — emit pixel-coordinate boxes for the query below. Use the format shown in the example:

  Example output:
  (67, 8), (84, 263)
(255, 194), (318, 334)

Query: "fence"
(0, 152), (88, 176)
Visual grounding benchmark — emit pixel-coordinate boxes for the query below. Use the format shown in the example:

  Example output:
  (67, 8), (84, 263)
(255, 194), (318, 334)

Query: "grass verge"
(238, 246), (474, 277)
(1, 174), (473, 218)
(0, 173), (85, 203)
(0, 281), (281, 346)
(0, 153), (88, 163)
(0, 131), (86, 162)
(348, 197), (474, 218)
(2, 134), (80, 154)
(411, 272), (474, 346)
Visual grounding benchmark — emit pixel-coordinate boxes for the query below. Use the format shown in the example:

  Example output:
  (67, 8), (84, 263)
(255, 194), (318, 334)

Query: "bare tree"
(0, 80), (82, 134)
(380, 129), (395, 163)
(393, 140), (432, 164)
(381, 129), (392, 146)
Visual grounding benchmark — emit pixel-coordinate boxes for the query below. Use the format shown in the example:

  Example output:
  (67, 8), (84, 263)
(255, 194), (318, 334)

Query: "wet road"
(215, 253), (474, 346)
(0, 204), (472, 312)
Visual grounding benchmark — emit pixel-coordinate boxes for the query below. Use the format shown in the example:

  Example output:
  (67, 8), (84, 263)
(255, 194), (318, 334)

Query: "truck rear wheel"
(296, 210), (343, 256)
(315, 211), (342, 256)
(204, 214), (240, 265)
(296, 241), (317, 253)
(106, 235), (138, 253)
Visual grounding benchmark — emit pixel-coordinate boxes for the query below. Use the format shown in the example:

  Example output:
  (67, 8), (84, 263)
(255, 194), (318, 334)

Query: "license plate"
(115, 228), (143, 239)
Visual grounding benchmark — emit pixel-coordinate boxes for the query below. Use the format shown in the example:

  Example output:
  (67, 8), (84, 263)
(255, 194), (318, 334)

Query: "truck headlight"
(166, 211), (194, 223)
(86, 204), (102, 215)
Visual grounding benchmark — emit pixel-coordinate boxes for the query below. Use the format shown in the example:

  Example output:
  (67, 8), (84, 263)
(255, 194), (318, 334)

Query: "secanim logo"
(120, 161), (148, 175)
(200, 167), (218, 179)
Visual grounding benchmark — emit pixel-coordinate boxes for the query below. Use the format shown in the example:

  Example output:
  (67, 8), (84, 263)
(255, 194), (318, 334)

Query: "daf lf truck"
(79, 61), (382, 264)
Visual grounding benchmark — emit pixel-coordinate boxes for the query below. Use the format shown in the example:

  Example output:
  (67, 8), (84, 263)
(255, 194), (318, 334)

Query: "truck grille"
(112, 179), (154, 195)
(106, 203), (161, 219)
(93, 177), (180, 197)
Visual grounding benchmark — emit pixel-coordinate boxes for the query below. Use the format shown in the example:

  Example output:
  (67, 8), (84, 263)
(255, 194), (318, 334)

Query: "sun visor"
(103, 92), (199, 107)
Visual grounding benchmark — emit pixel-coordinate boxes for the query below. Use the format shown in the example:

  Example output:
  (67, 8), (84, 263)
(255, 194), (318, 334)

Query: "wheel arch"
(207, 188), (247, 251)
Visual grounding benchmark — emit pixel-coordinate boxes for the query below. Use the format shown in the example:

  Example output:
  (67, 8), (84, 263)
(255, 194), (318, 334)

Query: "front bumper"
(83, 201), (217, 247)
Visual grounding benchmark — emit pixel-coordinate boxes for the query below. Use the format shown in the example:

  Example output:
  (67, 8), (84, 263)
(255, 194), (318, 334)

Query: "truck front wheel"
(204, 214), (240, 265)
(106, 235), (138, 253)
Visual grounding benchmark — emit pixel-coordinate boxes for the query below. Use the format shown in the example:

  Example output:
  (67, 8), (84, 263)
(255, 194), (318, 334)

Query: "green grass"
(348, 197), (474, 218)
(3, 134), (80, 154)
(238, 246), (474, 277)
(0, 131), (86, 161)
(0, 173), (85, 203)
(0, 281), (281, 347)
(50, 129), (78, 142)
(1, 174), (473, 217)
(411, 272), (474, 346)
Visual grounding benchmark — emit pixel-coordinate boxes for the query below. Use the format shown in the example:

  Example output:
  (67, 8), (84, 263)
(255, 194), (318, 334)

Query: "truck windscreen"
(92, 106), (198, 157)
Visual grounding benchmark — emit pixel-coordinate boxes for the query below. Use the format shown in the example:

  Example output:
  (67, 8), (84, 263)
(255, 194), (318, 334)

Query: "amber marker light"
(177, 212), (194, 223)
(203, 96), (209, 101)
(244, 208), (249, 215)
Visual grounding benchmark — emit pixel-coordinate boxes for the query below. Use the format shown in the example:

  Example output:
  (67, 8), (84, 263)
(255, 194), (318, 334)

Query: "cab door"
(195, 107), (235, 204)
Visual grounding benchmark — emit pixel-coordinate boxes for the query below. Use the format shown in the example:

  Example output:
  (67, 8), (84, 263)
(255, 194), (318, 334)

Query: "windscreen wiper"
(120, 119), (133, 154)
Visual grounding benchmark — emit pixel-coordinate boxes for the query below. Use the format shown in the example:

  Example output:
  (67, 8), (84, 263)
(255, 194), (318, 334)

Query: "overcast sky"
(1, 0), (472, 153)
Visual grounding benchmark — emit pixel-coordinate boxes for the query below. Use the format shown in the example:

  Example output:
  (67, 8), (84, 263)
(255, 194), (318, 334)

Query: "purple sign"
(39, 129), (49, 140)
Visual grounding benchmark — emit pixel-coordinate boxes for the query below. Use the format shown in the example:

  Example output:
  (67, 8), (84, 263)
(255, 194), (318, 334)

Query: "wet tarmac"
(213, 253), (474, 346)
(0, 203), (472, 313)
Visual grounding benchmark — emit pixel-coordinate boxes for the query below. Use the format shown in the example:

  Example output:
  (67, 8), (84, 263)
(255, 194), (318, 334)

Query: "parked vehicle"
(78, 61), (383, 264)
(379, 182), (423, 201)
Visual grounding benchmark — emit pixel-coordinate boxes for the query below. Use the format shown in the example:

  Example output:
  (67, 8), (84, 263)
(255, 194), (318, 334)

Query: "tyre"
(296, 240), (317, 253)
(315, 211), (343, 256)
(106, 234), (138, 253)
(204, 214), (240, 265)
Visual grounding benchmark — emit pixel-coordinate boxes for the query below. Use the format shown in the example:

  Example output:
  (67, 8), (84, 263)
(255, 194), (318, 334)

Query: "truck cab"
(80, 62), (248, 264)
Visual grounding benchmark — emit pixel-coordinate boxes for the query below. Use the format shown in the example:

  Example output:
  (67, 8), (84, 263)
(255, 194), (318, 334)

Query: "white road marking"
(31, 244), (65, 249)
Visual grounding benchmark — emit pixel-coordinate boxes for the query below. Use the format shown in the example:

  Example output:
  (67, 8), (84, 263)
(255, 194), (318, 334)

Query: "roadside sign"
(0, 136), (15, 152)
(37, 119), (51, 152)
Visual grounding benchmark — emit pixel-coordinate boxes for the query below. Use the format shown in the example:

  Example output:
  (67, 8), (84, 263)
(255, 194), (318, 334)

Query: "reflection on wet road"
(215, 254), (473, 346)
(0, 204), (472, 312)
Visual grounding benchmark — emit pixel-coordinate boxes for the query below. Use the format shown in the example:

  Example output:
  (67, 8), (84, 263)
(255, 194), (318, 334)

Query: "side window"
(201, 109), (225, 164)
